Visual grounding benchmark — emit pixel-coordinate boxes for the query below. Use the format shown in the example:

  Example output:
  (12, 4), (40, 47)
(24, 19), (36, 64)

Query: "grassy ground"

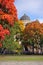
(0, 55), (43, 61)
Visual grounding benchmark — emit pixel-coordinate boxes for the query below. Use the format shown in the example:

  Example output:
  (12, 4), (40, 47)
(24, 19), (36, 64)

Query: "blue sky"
(15, 0), (43, 23)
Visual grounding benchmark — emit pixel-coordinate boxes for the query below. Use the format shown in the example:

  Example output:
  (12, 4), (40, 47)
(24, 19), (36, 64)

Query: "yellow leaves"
(18, 20), (25, 31)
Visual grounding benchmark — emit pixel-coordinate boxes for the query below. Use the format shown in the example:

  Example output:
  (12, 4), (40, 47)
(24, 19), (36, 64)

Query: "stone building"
(20, 14), (31, 26)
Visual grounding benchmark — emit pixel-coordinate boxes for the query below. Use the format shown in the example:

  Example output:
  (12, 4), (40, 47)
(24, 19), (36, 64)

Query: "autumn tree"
(0, 0), (18, 53)
(18, 20), (25, 32)
(23, 20), (43, 54)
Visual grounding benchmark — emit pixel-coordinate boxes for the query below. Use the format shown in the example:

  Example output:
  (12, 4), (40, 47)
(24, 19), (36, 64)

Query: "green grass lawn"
(0, 55), (43, 61)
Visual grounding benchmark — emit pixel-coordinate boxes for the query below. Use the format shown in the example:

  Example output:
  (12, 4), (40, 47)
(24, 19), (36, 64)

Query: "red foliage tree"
(0, 0), (18, 47)
(0, 0), (18, 26)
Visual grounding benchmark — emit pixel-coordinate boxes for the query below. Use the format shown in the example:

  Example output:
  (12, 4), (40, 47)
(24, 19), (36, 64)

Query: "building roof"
(20, 14), (30, 20)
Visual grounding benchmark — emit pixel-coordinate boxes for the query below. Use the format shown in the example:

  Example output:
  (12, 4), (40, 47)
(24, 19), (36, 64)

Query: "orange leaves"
(26, 20), (40, 31)
(0, 0), (2, 3)
(0, 10), (4, 15)
(0, 0), (18, 47)
(0, 24), (3, 31)
(0, 0), (18, 26)
(24, 20), (43, 37)
(0, 0), (18, 44)
(5, 1), (18, 20)
(0, 0), (15, 6)
(0, 24), (10, 41)
(4, 29), (10, 35)
(1, 14), (14, 26)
